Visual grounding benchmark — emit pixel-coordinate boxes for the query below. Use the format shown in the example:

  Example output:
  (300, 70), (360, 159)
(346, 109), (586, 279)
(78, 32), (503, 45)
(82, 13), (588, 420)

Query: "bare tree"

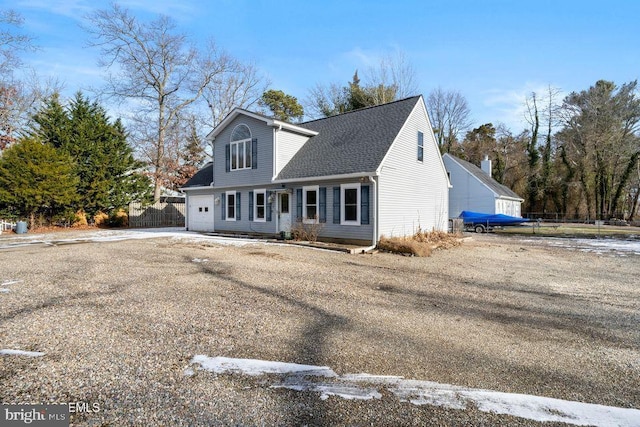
(0, 9), (35, 76)
(86, 4), (234, 201)
(0, 72), (63, 149)
(305, 50), (419, 119)
(201, 56), (267, 130)
(364, 50), (418, 102)
(427, 88), (472, 153)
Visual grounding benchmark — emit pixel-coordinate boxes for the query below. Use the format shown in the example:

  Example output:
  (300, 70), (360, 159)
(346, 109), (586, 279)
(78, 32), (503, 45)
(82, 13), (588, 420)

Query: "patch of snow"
(190, 355), (640, 427)
(191, 355), (337, 377)
(0, 349), (45, 357)
(522, 236), (640, 257)
(191, 258), (209, 263)
(1, 279), (22, 286)
(0, 288), (9, 293)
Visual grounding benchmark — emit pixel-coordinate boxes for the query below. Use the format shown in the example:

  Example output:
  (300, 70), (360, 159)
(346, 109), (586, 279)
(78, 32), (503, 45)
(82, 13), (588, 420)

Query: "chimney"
(481, 155), (492, 178)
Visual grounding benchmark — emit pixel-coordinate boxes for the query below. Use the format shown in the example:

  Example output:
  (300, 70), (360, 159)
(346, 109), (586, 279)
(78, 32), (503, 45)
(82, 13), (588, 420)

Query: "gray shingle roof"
(445, 154), (523, 200)
(182, 162), (213, 188)
(276, 96), (421, 180)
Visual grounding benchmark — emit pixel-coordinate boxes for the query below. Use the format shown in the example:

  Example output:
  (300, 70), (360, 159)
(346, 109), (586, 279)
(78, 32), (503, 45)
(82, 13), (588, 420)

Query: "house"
(182, 96), (450, 245)
(442, 153), (524, 218)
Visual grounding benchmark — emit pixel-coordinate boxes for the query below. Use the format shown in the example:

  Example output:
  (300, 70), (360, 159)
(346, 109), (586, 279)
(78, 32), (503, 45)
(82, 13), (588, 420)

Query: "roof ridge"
(300, 95), (421, 125)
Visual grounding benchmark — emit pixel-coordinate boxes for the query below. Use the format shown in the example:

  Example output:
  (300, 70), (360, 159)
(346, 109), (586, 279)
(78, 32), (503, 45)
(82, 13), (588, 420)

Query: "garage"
(187, 194), (215, 232)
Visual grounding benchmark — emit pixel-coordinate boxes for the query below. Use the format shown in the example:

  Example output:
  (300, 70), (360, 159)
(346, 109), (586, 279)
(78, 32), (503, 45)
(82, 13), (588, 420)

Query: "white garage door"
(188, 195), (215, 232)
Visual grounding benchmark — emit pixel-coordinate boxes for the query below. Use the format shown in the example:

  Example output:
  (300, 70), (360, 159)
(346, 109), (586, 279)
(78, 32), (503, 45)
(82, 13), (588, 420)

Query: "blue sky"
(6, 0), (640, 132)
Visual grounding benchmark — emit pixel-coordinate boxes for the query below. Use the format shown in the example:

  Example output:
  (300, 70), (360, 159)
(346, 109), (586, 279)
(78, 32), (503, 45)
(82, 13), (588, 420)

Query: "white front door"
(278, 192), (291, 233)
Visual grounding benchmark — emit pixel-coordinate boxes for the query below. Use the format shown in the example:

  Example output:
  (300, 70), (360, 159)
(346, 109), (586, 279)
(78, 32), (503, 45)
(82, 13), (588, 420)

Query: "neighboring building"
(182, 96), (450, 245)
(443, 153), (524, 218)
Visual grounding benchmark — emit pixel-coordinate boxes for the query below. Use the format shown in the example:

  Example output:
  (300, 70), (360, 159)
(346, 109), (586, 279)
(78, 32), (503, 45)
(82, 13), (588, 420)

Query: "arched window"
(229, 124), (252, 170)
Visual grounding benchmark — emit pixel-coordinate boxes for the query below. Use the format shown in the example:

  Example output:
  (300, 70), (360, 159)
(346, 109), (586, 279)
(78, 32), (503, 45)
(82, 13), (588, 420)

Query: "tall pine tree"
(31, 92), (150, 216)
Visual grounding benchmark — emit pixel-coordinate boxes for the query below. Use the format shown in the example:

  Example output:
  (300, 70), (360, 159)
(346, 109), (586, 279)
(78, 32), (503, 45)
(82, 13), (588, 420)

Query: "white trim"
(225, 191), (236, 221)
(181, 186), (213, 191)
(253, 189), (267, 222)
(230, 123), (252, 172)
(274, 171), (377, 184)
(271, 127), (278, 182)
(302, 185), (319, 224)
(340, 183), (361, 225)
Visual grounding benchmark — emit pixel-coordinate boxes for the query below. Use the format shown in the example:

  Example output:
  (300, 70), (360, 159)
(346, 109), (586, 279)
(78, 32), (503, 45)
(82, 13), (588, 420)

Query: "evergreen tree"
(0, 137), (78, 226)
(259, 89), (304, 122)
(30, 92), (150, 216)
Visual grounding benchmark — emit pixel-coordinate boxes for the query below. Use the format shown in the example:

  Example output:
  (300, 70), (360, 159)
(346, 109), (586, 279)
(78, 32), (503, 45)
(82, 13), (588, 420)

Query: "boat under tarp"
(459, 211), (530, 227)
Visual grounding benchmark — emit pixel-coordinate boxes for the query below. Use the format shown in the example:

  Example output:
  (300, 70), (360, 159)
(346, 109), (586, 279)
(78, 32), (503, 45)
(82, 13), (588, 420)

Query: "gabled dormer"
(206, 109), (317, 188)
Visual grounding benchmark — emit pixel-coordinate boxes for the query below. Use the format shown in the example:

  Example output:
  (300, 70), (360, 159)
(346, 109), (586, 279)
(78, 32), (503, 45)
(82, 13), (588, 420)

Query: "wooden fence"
(128, 202), (186, 228)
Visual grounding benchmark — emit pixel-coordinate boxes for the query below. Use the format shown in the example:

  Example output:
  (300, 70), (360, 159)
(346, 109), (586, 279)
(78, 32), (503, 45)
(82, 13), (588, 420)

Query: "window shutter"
(319, 187), (326, 223)
(266, 191), (272, 222)
(221, 194), (226, 220)
(225, 144), (230, 172)
(236, 192), (241, 220)
(251, 138), (258, 169)
(296, 188), (302, 221)
(249, 191), (254, 221)
(333, 187), (340, 224)
(361, 185), (370, 225)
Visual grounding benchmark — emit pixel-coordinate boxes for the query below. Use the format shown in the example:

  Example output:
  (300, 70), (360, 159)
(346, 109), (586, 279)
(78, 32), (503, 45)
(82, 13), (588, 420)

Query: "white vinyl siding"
(443, 154), (523, 218)
(275, 130), (309, 177)
(378, 100), (449, 237)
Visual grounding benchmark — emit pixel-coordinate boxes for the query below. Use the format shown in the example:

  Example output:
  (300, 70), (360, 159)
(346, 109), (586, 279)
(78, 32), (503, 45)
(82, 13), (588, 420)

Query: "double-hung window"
(303, 186), (319, 223)
(417, 131), (424, 162)
(254, 189), (266, 222)
(226, 191), (236, 221)
(230, 124), (252, 170)
(341, 183), (360, 225)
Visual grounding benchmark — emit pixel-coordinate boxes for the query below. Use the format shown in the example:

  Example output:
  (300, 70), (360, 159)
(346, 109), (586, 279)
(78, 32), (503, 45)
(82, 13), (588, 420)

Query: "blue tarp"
(459, 211), (530, 226)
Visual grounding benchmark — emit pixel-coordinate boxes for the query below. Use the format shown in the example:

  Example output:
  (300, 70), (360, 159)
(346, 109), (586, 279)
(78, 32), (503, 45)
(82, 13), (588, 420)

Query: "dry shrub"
(413, 229), (462, 249)
(378, 236), (432, 257)
(291, 217), (324, 242)
(110, 209), (128, 227)
(94, 211), (109, 227)
(72, 210), (88, 227)
(378, 230), (462, 257)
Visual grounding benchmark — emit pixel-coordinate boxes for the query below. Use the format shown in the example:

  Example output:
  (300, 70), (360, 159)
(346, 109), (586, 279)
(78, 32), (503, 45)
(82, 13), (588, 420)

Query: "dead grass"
(378, 230), (462, 257)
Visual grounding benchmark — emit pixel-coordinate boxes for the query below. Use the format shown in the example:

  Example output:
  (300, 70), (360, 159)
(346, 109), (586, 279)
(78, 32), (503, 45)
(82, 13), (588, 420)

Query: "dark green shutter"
(225, 144), (230, 172)
(266, 191), (272, 222)
(333, 187), (340, 224)
(221, 193), (226, 220)
(251, 138), (258, 169)
(249, 191), (254, 221)
(236, 192), (241, 220)
(361, 185), (370, 225)
(296, 188), (302, 221)
(319, 187), (326, 223)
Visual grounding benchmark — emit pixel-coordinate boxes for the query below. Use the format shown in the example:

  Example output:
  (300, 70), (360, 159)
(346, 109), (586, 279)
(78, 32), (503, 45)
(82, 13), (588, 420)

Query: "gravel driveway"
(0, 230), (638, 426)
